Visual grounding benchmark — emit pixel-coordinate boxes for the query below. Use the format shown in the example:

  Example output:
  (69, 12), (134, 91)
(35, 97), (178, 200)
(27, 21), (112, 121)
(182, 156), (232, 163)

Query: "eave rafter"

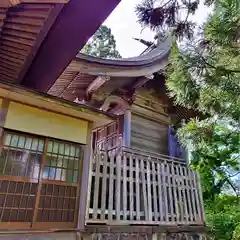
(57, 73), (108, 101)
(0, 0), (68, 7)
(0, 1), (66, 83)
(84, 75), (110, 101)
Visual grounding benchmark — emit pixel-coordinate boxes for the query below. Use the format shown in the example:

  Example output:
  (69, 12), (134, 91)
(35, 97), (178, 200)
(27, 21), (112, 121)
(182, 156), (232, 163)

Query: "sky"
(103, 0), (212, 58)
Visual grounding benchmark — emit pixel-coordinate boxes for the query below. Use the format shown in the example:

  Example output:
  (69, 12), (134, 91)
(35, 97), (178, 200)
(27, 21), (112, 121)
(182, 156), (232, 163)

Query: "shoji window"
(0, 130), (84, 229)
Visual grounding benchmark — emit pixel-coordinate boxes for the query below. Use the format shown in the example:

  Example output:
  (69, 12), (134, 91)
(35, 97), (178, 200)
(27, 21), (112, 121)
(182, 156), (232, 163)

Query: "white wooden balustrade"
(86, 147), (205, 226)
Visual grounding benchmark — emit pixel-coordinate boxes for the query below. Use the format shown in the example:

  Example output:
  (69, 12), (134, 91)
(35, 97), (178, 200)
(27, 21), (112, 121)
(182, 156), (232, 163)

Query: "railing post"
(93, 149), (101, 220)
(123, 109), (131, 147)
(108, 150), (115, 221)
(196, 172), (205, 223)
(87, 146), (205, 227)
(100, 151), (108, 220)
(140, 157), (148, 220)
(123, 152), (127, 220)
(146, 157), (152, 221)
(116, 152), (122, 221)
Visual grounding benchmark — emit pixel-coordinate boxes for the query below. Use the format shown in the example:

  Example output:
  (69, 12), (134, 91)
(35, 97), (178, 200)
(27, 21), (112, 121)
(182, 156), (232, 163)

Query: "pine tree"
(81, 25), (121, 59)
(136, 0), (240, 237)
(167, 0), (240, 121)
(166, 0), (240, 193)
(135, 0), (201, 40)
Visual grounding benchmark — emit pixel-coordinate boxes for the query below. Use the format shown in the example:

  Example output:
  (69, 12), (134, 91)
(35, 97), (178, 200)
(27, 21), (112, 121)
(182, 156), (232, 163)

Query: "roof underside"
(48, 61), (137, 102)
(0, 0), (121, 89)
(0, 2), (64, 83)
(48, 52), (200, 121)
(0, 2), (199, 121)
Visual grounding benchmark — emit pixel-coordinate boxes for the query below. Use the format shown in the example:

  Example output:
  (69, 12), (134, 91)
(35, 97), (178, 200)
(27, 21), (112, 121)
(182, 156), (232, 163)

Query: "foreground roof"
(0, 0), (120, 89)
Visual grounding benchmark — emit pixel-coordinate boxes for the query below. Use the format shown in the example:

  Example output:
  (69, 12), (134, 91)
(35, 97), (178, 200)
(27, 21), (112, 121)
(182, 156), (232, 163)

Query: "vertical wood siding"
(131, 114), (168, 155)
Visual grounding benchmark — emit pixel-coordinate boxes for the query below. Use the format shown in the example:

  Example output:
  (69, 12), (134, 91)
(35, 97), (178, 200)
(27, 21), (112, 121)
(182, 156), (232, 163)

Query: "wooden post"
(123, 109), (131, 147)
(196, 172), (205, 223)
(152, 233), (158, 240)
(31, 138), (48, 227)
(116, 154), (122, 220)
(77, 122), (93, 229)
(0, 99), (9, 127)
(181, 119), (190, 166)
(0, 99), (10, 154)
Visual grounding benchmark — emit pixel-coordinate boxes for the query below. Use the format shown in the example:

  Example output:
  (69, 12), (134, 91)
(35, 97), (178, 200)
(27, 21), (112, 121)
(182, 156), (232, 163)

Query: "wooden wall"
(131, 114), (169, 154)
(5, 101), (88, 144)
(130, 90), (171, 155)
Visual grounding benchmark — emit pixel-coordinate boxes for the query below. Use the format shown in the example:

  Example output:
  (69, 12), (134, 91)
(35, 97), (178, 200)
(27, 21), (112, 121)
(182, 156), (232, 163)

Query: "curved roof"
(73, 35), (172, 77)
(48, 35), (173, 102)
(48, 34), (200, 120)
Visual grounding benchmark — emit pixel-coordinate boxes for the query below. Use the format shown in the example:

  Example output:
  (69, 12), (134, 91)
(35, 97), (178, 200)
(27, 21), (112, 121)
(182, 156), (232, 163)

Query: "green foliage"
(205, 195), (240, 239)
(233, 223), (240, 240)
(81, 25), (121, 59)
(167, 0), (240, 189)
(167, 0), (240, 117)
(179, 119), (240, 199)
(162, 0), (240, 239)
(135, 0), (198, 40)
(136, 1), (239, 238)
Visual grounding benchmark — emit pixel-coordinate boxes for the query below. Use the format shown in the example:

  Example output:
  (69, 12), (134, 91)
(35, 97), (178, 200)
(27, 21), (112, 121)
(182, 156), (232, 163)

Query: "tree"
(135, 0), (202, 40)
(136, 0), (240, 238)
(81, 25), (121, 58)
(165, 0), (240, 175)
(166, 0), (240, 121)
(178, 119), (240, 199)
(205, 195), (240, 240)
(165, 0), (240, 238)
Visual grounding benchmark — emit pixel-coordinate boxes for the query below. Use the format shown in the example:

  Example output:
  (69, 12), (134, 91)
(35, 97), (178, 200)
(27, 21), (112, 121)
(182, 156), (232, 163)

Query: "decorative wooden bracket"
(100, 95), (130, 116)
(84, 76), (110, 101)
(130, 75), (154, 89)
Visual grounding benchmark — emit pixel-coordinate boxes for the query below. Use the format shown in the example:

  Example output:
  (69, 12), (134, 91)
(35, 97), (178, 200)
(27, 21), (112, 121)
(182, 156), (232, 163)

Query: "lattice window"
(93, 121), (122, 151)
(43, 140), (80, 183)
(37, 184), (77, 222)
(0, 132), (44, 179)
(0, 181), (37, 222)
(0, 130), (84, 229)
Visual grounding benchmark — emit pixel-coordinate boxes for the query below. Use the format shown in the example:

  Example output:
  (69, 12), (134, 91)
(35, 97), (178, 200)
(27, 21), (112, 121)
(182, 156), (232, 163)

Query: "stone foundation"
(0, 225), (207, 240)
(85, 233), (207, 240)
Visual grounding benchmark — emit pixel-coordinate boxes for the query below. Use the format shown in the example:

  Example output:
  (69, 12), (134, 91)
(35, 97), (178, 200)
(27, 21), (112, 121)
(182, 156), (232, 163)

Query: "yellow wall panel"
(5, 102), (88, 144)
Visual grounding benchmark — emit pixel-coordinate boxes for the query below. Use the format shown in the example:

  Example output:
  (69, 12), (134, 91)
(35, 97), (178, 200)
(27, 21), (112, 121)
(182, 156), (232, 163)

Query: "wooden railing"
(86, 147), (205, 226)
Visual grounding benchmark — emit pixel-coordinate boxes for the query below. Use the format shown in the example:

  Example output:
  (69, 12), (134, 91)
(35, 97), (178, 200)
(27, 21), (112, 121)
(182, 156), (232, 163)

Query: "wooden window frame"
(92, 120), (122, 151)
(0, 129), (84, 230)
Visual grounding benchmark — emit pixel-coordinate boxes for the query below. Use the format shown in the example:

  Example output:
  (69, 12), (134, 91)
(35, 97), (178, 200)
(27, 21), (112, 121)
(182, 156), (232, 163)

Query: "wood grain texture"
(87, 147), (205, 226)
(0, 3), (61, 83)
(22, 0), (120, 91)
(131, 113), (168, 155)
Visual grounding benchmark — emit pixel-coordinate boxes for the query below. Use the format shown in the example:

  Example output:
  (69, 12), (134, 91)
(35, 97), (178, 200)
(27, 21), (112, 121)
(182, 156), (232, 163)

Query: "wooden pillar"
(0, 99), (9, 127)
(0, 99), (10, 153)
(181, 119), (189, 165)
(123, 109), (131, 147)
(77, 122), (93, 230)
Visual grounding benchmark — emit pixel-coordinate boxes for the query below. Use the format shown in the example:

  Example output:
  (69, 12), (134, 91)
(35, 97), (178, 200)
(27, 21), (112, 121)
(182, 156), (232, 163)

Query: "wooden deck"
(86, 147), (205, 226)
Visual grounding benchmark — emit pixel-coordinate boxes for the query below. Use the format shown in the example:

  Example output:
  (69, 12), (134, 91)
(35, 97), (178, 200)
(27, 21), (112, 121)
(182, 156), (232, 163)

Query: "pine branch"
(133, 38), (154, 47)
(135, 0), (200, 39)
